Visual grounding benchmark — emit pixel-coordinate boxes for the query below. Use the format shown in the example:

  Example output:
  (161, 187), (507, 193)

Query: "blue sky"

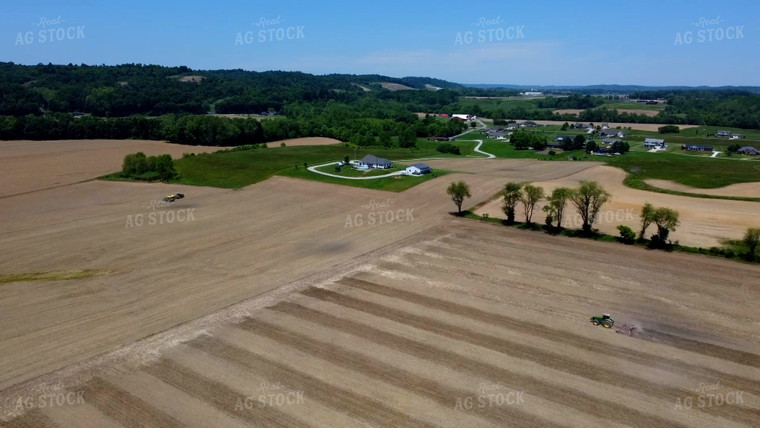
(1, 0), (758, 86)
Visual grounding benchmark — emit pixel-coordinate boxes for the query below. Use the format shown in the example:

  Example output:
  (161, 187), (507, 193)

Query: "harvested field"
(1, 140), (758, 426)
(380, 82), (415, 91)
(645, 179), (760, 198)
(0, 140), (218, 198)
(273, 137), (342, 147)
(472, 164), (760, 247)
(2, 222), (758, 427)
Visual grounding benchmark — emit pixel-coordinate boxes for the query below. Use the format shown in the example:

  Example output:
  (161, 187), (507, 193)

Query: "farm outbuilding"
(405, 163), (431, 175)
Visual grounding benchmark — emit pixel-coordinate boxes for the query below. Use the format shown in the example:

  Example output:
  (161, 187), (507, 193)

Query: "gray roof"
(410, 163), (431, 169)
(644, 138), (665, 144)
(737, 146), (758, 153)
(360, 154), (392, 165)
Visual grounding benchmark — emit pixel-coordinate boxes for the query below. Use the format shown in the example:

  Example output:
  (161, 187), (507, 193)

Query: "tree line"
(446, 180), (760, 260)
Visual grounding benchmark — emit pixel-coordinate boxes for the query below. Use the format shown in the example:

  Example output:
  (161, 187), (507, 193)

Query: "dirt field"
(474, 164), (760, 247)
(2, 222), (758, 427)
(645, 179), (760, 198)
(274, 137), (342, 147)
(1, 140), (758, 426)
(0, 140), (219, 198)
(380, 82), (415, 91)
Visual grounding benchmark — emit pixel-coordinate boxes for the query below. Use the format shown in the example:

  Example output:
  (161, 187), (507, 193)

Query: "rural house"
(359, 154), (393, 169)
(682, 144), (713, 152)
(600, 129), (627, 138)
(716, 130), (732, 137)
(736, 146), (759, 155)
(405, 163), (431, 175)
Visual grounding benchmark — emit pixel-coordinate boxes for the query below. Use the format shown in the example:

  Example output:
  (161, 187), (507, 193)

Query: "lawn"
(165, 142), (464, 191)
(606, 151), (760, 189)
(279, 167), (452, 192)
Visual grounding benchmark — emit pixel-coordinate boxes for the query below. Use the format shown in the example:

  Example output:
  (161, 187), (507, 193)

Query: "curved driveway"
(308, 119), (495, 179)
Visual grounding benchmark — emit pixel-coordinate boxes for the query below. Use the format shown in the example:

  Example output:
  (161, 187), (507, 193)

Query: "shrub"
(617, 225), (636, 245)
(436, 142), (461, 155)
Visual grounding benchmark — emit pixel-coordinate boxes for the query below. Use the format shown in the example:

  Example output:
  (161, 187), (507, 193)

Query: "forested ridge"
(2, 62), (760, 146)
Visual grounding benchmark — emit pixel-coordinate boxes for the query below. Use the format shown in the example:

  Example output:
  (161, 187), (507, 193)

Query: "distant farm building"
(644, 138), (666, 148)
(405, 163), (431, 175)
(452, 114), (475, 120)
(359, 154), (393, 169)
(682, 144), (713, 152)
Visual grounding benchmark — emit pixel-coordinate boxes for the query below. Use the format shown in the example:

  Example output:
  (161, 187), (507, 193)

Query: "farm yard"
(1, 138), (759, 427)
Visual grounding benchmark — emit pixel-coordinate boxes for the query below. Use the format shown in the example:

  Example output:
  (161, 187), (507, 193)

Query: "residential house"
(682, 144), (713, 152)
(359, 154), (394, 169)
(736, 146), (759, 155)
(599, 129), (627, 138)
(716, 130), (732, 138)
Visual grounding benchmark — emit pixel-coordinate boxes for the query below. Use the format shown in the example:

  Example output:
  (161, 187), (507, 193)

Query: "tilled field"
(4, 222), (758, 427)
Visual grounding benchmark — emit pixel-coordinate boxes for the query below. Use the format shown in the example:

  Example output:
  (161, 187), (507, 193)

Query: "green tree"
(446, 181), (471, 215)
(585, 140), (598, 153)
(153, 154), (177, 181)
(649, 207), (680, 247)
(569, 181), (611, 234)
(639, 202), (654, 239)
(521, 184), (544, 224)
(543, 187), (572, 228)
(573, 134), (586, 150)
(743, 228), (760, 259)
(502, 182), (523, 224)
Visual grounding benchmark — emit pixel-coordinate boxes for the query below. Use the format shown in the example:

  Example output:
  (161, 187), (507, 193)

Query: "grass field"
(606, 151), (760, 188)
(600, 101), (666, 111)
(165, 141), (472, 190)
(279, 167), (452, 192)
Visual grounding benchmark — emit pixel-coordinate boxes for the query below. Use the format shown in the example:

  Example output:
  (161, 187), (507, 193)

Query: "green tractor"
(590, 313), (614, 329)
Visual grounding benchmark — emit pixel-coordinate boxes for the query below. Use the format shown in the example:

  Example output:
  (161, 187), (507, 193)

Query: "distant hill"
(464, 83), (760, 94)
(0, 62), (464, 116)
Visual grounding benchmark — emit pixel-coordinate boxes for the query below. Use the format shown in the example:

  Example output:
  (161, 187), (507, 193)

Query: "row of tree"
(0, 103), (467, 147)
(447, 180), (760, 260)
